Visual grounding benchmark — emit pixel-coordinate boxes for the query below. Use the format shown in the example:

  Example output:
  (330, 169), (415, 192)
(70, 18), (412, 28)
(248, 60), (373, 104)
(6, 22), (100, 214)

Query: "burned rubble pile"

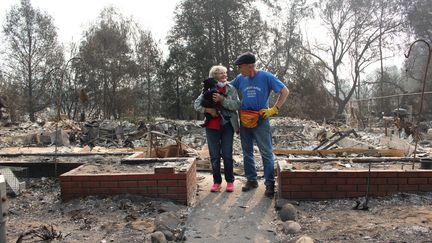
(0, 118), (203, 242)
(8, 177), (190, 242)
(72, 160), (191, 174)
(0, 118), (206, 150)
(1, 116), (432, 242)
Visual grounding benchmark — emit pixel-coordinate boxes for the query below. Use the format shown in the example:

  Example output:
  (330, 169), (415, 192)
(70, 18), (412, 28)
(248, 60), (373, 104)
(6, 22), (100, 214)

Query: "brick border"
(277, 161), (432, 200)
(60, 158), (196, 205)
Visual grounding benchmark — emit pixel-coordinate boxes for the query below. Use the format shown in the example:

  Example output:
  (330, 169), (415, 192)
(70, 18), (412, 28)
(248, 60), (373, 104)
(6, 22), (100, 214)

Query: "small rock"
(275, 199), (290, 210)
(155, 211), (181, 232)
(289, 235), (314, 243)
(162, 230), (174, 241)
(275, 199), (298, 210)
(151, 231), (167, 243)
(159, 201), (183, 213)
(279, 203), (298, 221)
(282, 220), (301, 234)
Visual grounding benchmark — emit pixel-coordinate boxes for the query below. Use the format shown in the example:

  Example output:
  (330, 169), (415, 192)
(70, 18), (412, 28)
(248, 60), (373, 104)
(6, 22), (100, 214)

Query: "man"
(231, 52), (289, 197)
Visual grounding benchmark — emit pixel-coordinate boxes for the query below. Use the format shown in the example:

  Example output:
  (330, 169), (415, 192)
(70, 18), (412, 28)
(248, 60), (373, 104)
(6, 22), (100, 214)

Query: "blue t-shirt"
(231, 70), (285, 111)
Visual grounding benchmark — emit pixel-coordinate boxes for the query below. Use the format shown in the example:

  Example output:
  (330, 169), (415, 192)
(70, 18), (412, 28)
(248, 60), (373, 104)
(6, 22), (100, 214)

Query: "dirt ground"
(184, 174), (277, 242)
(6, 171), (432, 242)
(2, 117), (432, 242)
(290, 195), (432, 242)
(186, 173), (432, 243)
(7, 177), (190, 242)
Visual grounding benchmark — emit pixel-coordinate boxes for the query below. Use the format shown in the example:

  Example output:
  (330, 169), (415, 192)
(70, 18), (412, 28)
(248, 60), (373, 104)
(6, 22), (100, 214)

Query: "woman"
(194, 65), (240, 192)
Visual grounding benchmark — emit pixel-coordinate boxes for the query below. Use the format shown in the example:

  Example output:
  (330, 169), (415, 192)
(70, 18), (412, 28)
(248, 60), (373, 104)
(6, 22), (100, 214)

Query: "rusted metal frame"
(146, 130), (184, 158)
(313, 129), (359, 150)
(313, 132), (341, 150)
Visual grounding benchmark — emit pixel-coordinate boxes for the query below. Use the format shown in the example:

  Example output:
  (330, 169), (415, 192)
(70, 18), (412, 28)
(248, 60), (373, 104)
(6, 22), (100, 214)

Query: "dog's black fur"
(200, 78), (221, 127)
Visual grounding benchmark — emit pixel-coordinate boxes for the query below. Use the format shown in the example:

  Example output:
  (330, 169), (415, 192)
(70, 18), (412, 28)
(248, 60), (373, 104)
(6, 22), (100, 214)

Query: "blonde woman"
(194, 65), (240, 192)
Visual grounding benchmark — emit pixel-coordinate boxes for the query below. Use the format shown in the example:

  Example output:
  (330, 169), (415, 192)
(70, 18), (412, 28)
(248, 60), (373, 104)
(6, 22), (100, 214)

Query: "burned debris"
(0, 114), (431, 242)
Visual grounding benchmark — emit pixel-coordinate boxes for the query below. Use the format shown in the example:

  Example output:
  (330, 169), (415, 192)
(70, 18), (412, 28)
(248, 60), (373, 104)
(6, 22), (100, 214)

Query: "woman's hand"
(205, 108), (218, 117)
(212, 93), (224, 103)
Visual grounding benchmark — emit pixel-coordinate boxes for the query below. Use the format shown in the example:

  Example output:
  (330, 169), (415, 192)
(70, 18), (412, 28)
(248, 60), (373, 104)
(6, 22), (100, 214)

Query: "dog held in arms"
(200, 78), (226, 127)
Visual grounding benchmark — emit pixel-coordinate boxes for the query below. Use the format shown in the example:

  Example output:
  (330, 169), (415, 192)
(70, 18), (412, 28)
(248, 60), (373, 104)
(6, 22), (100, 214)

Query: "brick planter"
(60, 158), (196, 205)
(277, 161), (432, 200)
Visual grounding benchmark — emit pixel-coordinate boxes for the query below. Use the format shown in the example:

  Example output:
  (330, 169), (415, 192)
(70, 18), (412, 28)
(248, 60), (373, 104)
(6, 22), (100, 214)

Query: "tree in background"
(2, 0), (64, 122)
(164, 0), (266, 119)
(305, 0), (403, 116)
(259, 0), (335, 120)
(78, 7), (138, 119)
(159, 45), (189, 120)
(259, 0), (310, 80)
(406, 0), (432, 43)
(366, 66), (406, 115)
(374, 0), (406, 114)
(285, 56), (336, 120)
(404, 0), (432, 118)
(135, 30), (162, 119)
(60, 44), (82, 120)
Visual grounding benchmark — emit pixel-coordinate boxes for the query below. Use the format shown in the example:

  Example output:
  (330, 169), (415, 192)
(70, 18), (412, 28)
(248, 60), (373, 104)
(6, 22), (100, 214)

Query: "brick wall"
(278, 162), (432, 200)
(60, 158), (196, 205)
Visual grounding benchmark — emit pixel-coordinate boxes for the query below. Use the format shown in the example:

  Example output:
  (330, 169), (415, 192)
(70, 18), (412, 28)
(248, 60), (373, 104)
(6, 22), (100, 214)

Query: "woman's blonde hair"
(208, 65), (227, 78)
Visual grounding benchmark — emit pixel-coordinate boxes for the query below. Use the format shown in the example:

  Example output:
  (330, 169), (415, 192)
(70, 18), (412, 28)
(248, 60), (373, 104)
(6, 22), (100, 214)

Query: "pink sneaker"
(210, 183), (221, 192)
(226, 182), (234, 192)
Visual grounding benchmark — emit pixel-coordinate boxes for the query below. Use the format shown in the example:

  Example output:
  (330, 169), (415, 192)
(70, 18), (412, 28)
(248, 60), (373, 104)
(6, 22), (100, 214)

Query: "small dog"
(200, 78), (224, 127)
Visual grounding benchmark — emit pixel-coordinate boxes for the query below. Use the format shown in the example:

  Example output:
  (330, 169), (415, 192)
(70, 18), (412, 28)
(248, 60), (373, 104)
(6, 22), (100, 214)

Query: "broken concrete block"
(337, 137), (371, 149)
(39, 132), (52, 145)
(379, 136), (415, 156)
(50, 129), (70, 146)
(0, 168), (23, 196)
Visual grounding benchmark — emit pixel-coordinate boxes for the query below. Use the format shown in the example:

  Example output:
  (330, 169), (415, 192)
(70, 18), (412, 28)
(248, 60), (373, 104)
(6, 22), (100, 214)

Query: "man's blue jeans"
(240, 120), (275, 186)
(205, 123), (235, 184)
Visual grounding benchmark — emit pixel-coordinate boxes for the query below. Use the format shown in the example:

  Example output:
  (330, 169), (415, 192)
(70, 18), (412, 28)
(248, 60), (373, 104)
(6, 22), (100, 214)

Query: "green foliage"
(406, 0), (432, 42)
(2, 0), (64, 121)
(135, 30), (163, 119)
(77, 7), (139, 119)
(163, 0), (266, 119)
(284, 58), (336, 120)
(3, 0), (412, 122)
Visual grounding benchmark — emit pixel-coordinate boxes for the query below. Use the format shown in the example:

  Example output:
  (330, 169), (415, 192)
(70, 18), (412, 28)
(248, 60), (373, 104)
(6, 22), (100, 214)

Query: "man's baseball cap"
(234, 52), (256, 65)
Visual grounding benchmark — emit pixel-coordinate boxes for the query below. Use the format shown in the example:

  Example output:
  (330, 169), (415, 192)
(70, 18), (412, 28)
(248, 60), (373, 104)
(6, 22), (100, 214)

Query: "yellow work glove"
(260, 106), (279, 119)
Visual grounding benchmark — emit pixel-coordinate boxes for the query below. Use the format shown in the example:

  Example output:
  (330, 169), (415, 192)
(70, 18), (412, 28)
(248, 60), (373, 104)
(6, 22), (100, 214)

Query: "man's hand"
(260, 106), (279, 119)
(212, 93), (224, 102)
(205, 108), (218, 117)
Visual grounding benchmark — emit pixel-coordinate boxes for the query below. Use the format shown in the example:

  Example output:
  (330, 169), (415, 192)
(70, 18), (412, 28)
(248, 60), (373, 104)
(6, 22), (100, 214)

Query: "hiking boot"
(242, 180), (258, 192)
(226, 182), (234, 192)
(264, 185), (275, 198)
(210, 183), (221, 192)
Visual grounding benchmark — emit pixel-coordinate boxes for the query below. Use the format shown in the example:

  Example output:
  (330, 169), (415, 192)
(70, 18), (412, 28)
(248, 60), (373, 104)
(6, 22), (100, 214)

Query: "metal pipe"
(404, 39), (432, 169)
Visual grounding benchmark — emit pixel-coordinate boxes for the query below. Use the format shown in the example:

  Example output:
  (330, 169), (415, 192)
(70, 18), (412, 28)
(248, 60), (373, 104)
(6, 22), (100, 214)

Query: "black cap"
(234, 52), (256, 65)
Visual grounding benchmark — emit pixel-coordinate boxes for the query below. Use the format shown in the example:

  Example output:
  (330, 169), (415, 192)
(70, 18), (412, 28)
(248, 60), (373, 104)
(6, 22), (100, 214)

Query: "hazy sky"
(0, 0), (405, 72)
(0, 0), (179, 53)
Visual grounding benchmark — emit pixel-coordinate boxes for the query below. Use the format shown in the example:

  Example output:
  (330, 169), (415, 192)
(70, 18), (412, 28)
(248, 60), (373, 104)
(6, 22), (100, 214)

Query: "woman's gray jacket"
(194, 84), (240, 132)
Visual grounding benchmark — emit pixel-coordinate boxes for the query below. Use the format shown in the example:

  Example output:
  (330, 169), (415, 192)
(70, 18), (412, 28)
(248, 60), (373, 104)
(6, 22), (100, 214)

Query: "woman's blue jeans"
(239, 120), (275, 186)
(205, 122), (235, 184)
